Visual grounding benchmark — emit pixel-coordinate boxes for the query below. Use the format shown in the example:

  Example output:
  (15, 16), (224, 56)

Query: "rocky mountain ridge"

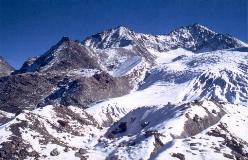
(83, 24), (247, 52)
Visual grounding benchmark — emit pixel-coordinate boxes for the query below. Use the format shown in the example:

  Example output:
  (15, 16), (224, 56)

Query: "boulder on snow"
(78, 148), (87, 154)
(50, 148), (60, 156)
(171, 153), (185, 160)
(57, 119), (68, 127)
(63, 147), (69, 152)
(75, 148), (88, 159)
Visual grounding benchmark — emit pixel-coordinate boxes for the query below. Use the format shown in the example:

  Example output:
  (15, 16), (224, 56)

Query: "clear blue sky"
(0, 0), (247, 69)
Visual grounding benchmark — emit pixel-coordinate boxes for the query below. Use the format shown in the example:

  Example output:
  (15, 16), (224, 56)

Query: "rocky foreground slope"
(1, 100), (248, 160)
(0, 24), (248, 160)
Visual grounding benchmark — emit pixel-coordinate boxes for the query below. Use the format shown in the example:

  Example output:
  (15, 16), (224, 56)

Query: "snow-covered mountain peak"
(187, 23), (215, 33)
(164, 24), (247, 52)
(84, 24), (248, 53)
(112, 25), (132, 36)
(83, 25), (136, 49)
(170, 23), (215, 37)
(17, 37), (101, 73)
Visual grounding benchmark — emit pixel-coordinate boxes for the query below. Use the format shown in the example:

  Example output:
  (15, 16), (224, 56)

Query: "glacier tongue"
(139, 48), (248, 106)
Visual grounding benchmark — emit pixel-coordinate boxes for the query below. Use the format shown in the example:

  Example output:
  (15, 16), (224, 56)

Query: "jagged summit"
(83, 25), (135, 49)
(168, 23), (216, 39)
(83, 23), (247, 52)
(165, 23), (247, 52)
(112, 25), (132, 34)
(186, 23), (215, 32)
(17, 37), (101, 73)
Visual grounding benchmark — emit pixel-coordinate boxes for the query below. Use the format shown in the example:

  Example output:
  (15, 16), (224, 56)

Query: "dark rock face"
(16, 38), (101, 74)
(0, 73), (54, 113)
(41, 72), (131, 108)
(0, 56), (14, 77)
(0, 37), (133, 113)
(0, 72), (131, 113)
(0, 120), (40, 160)
(0, 136), (40, 160)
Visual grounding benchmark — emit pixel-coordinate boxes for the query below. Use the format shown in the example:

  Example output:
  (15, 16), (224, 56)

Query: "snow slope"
(1, 46), (248, 159)
(0, 98), (247, 159)
(139, 47), (248, 106)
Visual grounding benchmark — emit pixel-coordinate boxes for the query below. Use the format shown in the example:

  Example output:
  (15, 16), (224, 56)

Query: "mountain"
(163, 24), (247, 52)
(84, 24), (247, 52)
(83, 26), (136, 49)
(0, 37), (133, 113)
(0, 56), (14, 77)
(0, 24), (248, 160)
(17, 37), (102, 73)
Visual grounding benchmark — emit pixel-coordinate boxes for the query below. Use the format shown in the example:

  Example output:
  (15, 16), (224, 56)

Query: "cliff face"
(0, 38), (134, 113)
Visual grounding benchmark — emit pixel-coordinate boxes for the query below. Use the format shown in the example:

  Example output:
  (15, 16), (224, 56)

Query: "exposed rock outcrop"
(0, 56), (14, 77)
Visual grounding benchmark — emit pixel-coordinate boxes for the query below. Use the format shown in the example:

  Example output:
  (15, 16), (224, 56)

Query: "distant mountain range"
(0, 24), (248, 160)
